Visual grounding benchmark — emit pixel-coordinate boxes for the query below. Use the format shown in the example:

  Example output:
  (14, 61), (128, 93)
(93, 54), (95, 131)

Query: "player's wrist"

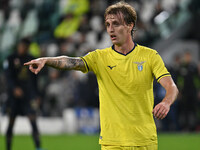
(162, 99), (172, 107)
(40, 57), (48, 65)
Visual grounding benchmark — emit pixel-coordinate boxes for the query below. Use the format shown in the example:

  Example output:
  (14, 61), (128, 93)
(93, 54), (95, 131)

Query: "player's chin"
(111, 40), (119, 45)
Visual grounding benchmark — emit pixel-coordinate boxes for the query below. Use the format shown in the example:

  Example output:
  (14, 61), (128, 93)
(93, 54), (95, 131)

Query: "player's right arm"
(24, 56), (86, 74)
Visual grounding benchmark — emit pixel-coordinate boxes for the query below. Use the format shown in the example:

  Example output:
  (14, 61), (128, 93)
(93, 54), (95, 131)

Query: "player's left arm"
(153, 76), (179, 119)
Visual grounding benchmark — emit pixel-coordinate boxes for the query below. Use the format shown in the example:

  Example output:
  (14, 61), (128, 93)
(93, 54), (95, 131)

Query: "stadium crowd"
(0, 0), (200, 132)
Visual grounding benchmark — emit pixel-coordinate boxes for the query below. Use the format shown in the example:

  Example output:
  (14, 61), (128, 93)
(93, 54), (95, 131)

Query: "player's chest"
(12, 57), (30, 80)
(99, 57), (153, 84)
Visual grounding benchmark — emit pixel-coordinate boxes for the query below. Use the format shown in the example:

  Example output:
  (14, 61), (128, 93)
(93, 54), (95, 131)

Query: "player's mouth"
(110, 35), (117, 40)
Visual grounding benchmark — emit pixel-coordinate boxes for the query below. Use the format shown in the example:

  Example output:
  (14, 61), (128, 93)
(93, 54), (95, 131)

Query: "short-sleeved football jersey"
(81, 43), (170, 146)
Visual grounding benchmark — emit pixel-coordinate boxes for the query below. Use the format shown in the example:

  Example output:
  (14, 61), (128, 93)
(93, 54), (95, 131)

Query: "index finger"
(152, 105), (159, 115)
(24, 61), (33, 66)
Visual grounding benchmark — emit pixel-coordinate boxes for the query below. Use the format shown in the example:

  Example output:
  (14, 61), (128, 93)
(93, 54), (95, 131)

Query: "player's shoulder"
(95, 47), (111, 53)
(90, 47), (112, 56)
(6, 53), (18, 62)
(27, 54), (35, 60)
(136, 44), (158, 55)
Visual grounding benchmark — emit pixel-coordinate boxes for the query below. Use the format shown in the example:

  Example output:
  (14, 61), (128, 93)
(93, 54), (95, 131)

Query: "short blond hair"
(104, 1), (137, 33)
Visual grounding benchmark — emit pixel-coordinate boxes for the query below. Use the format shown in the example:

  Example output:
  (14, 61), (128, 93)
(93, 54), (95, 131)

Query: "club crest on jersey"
(133, 61), (146, 71)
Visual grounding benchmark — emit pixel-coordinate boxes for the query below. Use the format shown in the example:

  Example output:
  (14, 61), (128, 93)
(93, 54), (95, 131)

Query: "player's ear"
(128, 23), (134, 33)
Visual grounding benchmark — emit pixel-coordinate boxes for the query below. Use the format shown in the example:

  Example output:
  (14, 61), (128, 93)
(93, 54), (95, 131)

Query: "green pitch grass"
(0, 133), (199, 150)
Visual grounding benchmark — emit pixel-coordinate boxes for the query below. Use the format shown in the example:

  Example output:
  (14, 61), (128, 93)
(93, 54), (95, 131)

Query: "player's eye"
(105, 23), (110, 27)
(113, 21), (120, 27)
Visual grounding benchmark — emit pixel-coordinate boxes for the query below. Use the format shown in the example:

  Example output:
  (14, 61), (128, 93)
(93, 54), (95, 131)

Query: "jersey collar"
(112, 43), (137, 56)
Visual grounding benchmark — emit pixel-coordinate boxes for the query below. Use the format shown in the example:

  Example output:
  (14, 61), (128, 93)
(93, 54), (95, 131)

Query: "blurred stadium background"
(0, 0), (200, 149)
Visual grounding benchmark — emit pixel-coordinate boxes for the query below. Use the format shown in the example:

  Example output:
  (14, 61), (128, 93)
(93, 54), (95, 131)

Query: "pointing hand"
(24, 58), (46, 74)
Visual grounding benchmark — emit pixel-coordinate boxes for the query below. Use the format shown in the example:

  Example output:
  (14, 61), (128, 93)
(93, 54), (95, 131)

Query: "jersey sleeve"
(80, 50), (98, 74)
(150, 51), (171, 82)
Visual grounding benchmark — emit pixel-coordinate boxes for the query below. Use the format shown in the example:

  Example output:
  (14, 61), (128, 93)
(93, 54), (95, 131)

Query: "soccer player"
(25, 2), (179, 150)
(4, 38), (43, 150)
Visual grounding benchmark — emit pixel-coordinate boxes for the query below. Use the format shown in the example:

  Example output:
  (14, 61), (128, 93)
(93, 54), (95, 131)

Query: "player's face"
(17, 43), (28, 56)
(105, 13), (132, 46)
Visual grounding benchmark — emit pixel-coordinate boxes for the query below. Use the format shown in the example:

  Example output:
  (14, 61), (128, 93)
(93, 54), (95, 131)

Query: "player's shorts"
(101, 144), (158, 150)
(7, 98), (37, 117)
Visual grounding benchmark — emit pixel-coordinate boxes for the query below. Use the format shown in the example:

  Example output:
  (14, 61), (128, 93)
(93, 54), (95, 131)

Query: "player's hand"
(31, 98), (41, 110)
(13, 87), (24, 98)
(24, 58), (46, 74)
(152, 101), (170, 120)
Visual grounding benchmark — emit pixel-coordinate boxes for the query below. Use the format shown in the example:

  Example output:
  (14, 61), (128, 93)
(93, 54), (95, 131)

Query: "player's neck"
(114, 39), (135, 55)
